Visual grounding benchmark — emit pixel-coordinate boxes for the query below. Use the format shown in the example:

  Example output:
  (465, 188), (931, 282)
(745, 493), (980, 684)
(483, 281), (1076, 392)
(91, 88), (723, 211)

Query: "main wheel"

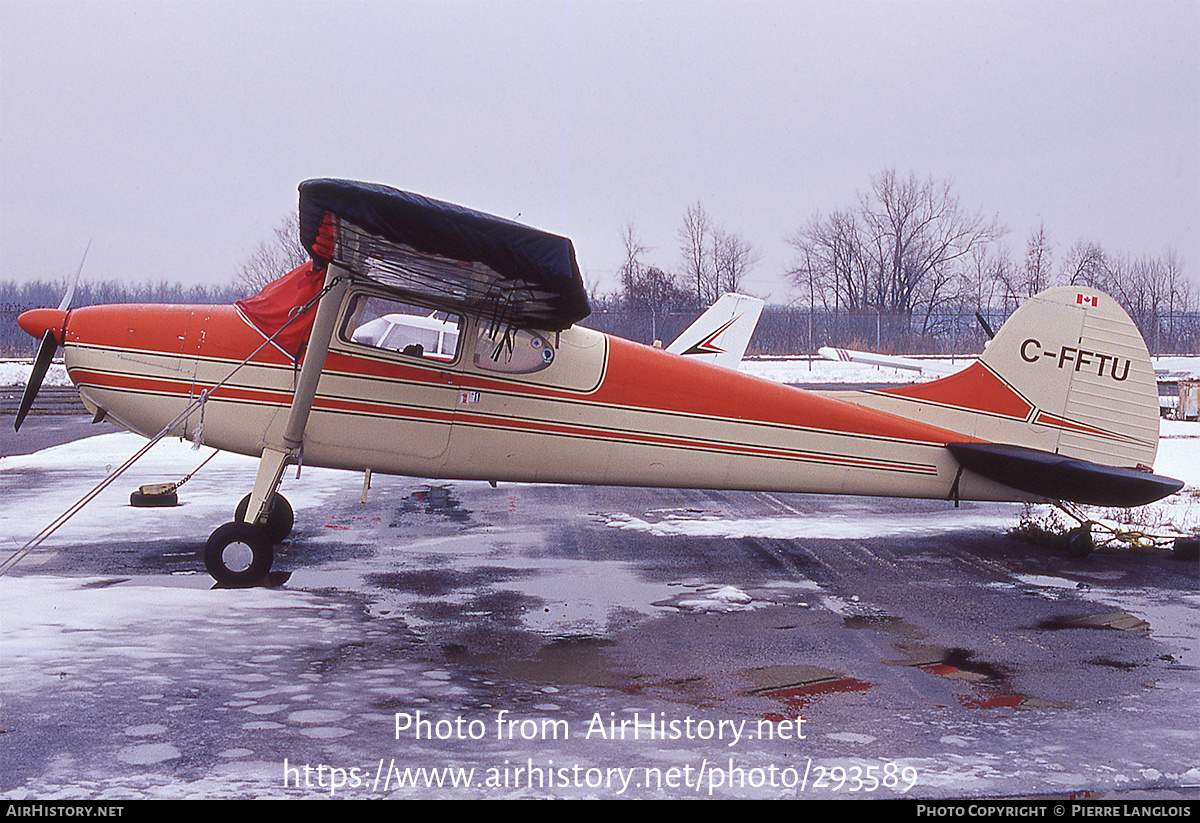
(234, 493), (294, 544)
(205, 521), (274, 586)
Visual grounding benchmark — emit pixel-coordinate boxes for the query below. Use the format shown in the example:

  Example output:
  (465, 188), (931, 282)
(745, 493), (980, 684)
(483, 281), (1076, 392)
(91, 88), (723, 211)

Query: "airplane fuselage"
(58, 287), (1019, 503)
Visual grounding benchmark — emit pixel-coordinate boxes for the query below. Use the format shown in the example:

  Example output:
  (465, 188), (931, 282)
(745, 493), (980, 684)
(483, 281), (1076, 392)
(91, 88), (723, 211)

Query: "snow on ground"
(0, 359), (74, 387)
(603, 507), (1026, 541)
(3, 374), (1199, 798)
(5, 419), (1198, 663)
(0, 434), (348, 550)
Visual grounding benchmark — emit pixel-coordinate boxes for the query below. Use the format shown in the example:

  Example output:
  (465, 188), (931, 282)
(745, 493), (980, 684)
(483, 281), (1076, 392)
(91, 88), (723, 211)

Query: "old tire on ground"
(130, 489), (178, 507)
(1172, 537), (1199, 561)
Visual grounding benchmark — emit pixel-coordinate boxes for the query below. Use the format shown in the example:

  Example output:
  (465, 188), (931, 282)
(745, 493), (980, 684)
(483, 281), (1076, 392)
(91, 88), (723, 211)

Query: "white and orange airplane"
(14, 179), (1183, 584)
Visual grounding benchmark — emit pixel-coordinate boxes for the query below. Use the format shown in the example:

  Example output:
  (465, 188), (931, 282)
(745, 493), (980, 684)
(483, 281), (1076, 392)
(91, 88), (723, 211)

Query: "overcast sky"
(2, 0), (1196, 304)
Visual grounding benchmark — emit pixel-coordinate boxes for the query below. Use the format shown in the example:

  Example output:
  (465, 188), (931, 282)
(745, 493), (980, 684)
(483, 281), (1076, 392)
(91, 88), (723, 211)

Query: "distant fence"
(5, 302), (1199, 358)
(582, 307), (1200, 356)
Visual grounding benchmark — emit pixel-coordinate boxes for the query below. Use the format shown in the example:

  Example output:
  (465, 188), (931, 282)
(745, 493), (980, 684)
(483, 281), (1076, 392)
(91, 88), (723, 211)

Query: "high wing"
(298, 179), (590, 330)
(667, 293), (764, 369)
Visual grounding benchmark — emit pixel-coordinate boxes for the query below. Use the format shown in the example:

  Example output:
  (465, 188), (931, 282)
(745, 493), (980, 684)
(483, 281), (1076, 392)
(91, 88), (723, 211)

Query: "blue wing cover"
(298, 179), (589, 330)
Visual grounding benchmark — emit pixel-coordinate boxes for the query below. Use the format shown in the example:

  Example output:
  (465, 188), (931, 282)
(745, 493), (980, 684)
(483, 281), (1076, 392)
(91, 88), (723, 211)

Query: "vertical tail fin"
(839, 287), (1180, 505)
(869, 287), (1161, 470)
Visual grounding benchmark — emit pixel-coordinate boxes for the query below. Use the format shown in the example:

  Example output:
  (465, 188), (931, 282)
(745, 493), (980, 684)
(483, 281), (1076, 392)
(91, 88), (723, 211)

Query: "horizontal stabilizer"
(946, 442), (1183, 507)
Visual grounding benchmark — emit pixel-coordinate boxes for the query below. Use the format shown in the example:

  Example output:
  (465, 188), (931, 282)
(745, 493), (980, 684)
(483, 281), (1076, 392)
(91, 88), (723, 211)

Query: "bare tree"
(712, 227), (759, 295)
(1005, 222), (1053, 298)
(958, 244), (1013, 315)
(678, 202), (716, 306)
(617, 222), (691, 340)
(1062, 240), (1111, 291)
(618, 222), (651, 299)
(237, 213), (309, 293)
(1163, 248), (1192, 315)
(676, 202), (760, 305)
(860, 169), (1006, 319)
(789, 169), (1005, 326)
(787, 208), (868, 311)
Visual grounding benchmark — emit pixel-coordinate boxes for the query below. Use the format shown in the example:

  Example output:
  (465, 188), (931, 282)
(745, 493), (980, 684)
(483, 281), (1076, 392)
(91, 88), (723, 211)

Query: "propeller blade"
(58, 240), (89, 312)
(13, 243), (88, 432)
(14, 330), (59, 432)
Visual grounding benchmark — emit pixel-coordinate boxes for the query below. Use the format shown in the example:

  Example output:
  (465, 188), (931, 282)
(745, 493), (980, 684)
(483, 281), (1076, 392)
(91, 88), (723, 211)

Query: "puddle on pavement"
(1038, 612), (1151, 632)
(834, 609), (1047, 710)
(888, 642), (1045, 709)
(842, 613), (924, 636)
(366, 566), (536, 596)
(744, 664), (874, 720)
(445, 634), (641, 691)
(390, 485), (473, 528)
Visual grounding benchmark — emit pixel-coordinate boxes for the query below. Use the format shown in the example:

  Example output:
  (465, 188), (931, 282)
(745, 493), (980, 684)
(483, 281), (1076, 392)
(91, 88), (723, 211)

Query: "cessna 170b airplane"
(13, 179), (1184, 585)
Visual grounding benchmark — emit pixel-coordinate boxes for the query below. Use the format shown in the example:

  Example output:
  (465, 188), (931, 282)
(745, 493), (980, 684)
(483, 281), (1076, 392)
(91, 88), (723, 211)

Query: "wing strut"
(241, 263), (349, 527)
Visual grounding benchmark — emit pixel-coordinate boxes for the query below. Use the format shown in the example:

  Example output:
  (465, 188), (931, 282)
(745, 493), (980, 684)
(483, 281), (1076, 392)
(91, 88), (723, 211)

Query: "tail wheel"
(234, 493), (294, 544)
(1173, 538), (1199, 562)
(1065, 526), (1093, 558)
(205, 522), (273, 586)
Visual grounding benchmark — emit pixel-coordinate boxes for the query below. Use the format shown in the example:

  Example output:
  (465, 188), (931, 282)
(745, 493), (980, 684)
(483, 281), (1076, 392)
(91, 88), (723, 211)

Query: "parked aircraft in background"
(14, 179), (1183, 584)
(818, 347), (961, 377)
(357, 291), (764, 370)
(666, 292), (764, 369)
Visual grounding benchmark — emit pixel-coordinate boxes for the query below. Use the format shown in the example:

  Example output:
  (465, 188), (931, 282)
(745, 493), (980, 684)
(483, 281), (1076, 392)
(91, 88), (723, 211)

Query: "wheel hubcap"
(221, 541), (256, 573)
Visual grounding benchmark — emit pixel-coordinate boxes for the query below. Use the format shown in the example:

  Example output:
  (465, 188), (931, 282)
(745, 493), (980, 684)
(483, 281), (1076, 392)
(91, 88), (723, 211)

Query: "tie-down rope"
(0, 278), (339, 576)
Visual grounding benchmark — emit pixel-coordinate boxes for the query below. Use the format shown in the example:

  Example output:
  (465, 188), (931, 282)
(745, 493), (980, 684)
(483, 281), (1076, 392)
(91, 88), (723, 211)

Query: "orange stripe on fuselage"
(589, 336), (974, 446)
(872, 361), (1034, 421)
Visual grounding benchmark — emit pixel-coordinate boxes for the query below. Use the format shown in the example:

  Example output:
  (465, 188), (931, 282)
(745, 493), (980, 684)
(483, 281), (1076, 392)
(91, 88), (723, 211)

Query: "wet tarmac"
(1, 418), (1198, 799)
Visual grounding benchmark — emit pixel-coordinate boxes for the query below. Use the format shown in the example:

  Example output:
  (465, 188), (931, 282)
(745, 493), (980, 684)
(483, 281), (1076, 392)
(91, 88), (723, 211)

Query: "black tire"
(1066, 527), (1093, 558)
(130, 490), (178, 507)
(205, 521), (274, 586)
(234, 493), (294, 544)
(1172, 537), (1199, 562)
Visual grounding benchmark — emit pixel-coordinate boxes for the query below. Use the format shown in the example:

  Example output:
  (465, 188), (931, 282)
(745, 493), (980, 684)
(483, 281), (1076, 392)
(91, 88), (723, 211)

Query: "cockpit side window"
(341, 294), (462, 362)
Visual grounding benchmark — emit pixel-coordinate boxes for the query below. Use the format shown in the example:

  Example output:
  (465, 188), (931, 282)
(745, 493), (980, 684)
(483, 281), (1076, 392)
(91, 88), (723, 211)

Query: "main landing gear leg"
(202, 263), (348, 586)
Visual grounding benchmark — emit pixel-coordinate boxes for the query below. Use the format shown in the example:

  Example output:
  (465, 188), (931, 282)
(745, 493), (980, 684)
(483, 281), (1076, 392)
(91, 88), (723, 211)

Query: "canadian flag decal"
(1077, 293), (1098, 308)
